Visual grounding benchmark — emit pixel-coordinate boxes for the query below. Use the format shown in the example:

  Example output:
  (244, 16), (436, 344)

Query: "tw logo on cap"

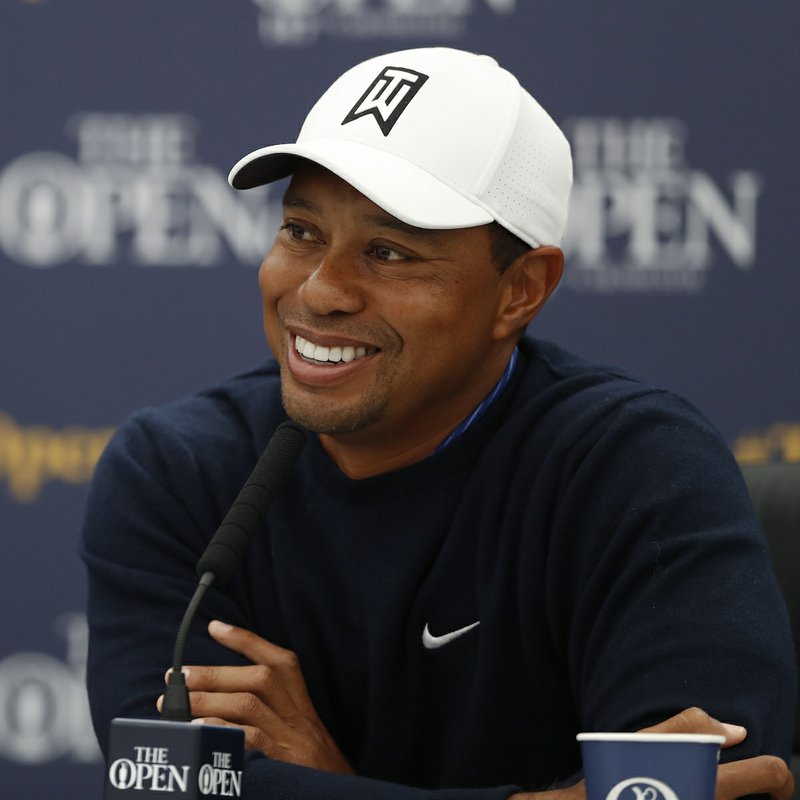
(342, 66), (429, 136)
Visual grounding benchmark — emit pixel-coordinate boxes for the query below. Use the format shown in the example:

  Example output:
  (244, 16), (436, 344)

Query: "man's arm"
(162, 621), (354, 774)
(82, 412), (519, 799)
(168, 625), (792, 800)
(533, 389), (795, 758)
(83, 391), (795, 798)
(512, 709), (794, 800)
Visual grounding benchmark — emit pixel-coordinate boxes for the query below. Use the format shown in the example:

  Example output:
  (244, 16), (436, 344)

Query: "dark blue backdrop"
(2, 2), (798, 797)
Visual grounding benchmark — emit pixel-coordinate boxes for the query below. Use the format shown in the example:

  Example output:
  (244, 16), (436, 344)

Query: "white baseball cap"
(228, 47), (572, 248)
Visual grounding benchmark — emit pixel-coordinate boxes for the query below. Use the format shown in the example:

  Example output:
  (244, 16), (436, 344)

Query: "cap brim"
(228, 138), (493, 231)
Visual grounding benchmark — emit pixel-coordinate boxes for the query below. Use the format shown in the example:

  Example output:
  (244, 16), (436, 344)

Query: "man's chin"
(281, 393), (383, 437)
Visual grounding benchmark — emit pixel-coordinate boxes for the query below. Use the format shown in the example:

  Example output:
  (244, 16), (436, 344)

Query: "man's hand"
(642, 707), (793, 800)
(157, 620), (353, 774)
(509, 707), (793, 800)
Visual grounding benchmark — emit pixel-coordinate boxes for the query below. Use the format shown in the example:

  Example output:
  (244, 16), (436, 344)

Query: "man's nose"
(298, 251), (366, 316)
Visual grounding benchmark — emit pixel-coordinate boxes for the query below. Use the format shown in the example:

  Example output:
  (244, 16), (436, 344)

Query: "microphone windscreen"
(195, 421), (306, 584)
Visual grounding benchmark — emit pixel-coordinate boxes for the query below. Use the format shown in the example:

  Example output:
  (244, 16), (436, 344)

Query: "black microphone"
(195, 420), (308, 585)
(162, 420), (307, 721)
(104, 421), (307, 799)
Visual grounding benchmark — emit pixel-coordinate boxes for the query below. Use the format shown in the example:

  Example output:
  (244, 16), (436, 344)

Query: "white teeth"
(295, 335), (371, 365)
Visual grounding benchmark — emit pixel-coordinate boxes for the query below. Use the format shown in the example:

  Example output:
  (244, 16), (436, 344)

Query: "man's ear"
(492, 246), (564, 340)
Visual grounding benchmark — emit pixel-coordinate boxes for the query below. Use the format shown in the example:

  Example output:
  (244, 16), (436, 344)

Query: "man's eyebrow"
(362, 214), (439, 241)
(281, 193), (439, 241)
(282, 192), (321, 214)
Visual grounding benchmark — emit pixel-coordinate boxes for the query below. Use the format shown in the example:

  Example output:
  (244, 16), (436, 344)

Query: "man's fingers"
(179, 663), (300, 721)
(156, 692), (291, 736)
(191, 717), (278, 757)
(636, 710), (791, 800)
(159, 628), (353, 775)
(206, 621), (319, 717)
(638, 707), (747, 748)
(186, 688), (294, 737)
(717, 756), (793, 800)
(207, 621), (297, 667)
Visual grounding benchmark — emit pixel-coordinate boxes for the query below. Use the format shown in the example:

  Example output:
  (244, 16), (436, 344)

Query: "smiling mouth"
(294, 334), (379, 365)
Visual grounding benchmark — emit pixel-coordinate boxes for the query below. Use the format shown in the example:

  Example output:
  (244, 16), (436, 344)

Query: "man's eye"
(280, 223), (314, 241)
(370, 244), (406, 262)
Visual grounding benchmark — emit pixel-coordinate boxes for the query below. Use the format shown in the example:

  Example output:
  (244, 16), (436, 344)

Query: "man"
(82, 48), (795, 799)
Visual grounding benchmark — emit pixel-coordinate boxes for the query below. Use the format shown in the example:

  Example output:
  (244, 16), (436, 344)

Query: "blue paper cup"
(577, 733), (725, 800)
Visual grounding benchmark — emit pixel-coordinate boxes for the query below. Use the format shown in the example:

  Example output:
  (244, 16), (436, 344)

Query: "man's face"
(259, 162), (516, 466)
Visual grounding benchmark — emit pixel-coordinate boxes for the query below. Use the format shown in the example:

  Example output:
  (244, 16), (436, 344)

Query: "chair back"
(741, 461), (800, 789)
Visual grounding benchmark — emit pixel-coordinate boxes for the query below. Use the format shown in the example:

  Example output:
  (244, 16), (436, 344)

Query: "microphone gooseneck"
(160, 421), (307, 721)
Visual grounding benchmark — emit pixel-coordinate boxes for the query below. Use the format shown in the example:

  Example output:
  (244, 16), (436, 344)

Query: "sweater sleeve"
(81, 412), (524, 800)
(542, 388), (795, 764)
(245, 761), (518, 800)
(81, 411), (257, 751)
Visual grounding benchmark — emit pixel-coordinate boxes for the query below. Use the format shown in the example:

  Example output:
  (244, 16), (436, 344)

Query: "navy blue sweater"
(81, 338), (795, 799)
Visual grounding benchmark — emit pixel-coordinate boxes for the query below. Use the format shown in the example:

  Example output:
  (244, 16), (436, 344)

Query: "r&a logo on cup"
(605, 777), (679, 800)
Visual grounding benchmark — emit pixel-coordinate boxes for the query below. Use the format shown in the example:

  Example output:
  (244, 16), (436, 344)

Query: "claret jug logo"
(108, 747), (191, 794)
(198, 751), (243, 797)
(605, 777), (679, 800)
(562, 117), (762, 293)
(0, 614), (100, 764)
(249, 0), (517, 46)
(342, 67), (428, 135)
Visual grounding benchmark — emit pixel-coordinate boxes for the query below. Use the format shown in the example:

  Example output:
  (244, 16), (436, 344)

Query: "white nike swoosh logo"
(422, 621), (480, 650)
